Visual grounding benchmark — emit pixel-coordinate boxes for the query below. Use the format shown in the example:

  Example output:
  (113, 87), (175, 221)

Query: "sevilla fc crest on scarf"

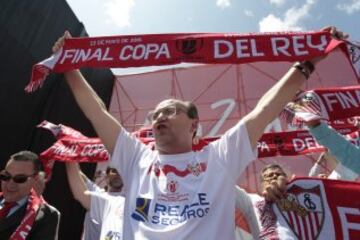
(276, 184), (325, 240)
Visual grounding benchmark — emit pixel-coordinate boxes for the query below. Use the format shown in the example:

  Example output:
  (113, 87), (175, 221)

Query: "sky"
(66, 0), (360, 74)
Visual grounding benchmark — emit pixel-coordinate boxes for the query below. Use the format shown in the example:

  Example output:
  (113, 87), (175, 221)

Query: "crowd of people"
(0, 26), (359, 240)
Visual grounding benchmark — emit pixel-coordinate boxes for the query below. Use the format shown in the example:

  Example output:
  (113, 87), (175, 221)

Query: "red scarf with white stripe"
(38, 121), (109, 180)
(38, 120), (360, 180)
(282, 85), (360, 126)
(2, 189), (45, 240)
(26, 30), (345, 92)
(135, 126), (360, 158)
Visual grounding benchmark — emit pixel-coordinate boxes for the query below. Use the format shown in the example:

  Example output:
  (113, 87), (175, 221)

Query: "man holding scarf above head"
(0, 151), (60, 240)
(65, 162), (125, 240)
(51, 27), (345, 239)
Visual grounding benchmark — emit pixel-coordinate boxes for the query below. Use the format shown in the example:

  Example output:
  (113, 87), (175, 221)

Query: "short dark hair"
(182, 101), (199, 137)
(260, 163), (285, 182)
(184, 101), (199, 120)
(9, 151), (42, 174)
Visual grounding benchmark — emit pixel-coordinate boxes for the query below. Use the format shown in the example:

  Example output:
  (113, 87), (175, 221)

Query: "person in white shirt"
(235, 186), (261, 240)
(81, 176), (103, 240)
(52, 27), (344, 240)
(235, 164), (288, 240)
(81, 169), (106, 240)
(65, 163), (125, 240)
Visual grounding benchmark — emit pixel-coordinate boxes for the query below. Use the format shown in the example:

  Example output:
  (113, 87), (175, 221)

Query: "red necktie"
(0, 201), (17, 219)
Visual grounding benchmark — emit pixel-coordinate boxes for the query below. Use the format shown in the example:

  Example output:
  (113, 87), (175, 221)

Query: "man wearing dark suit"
(0, 151), (60, 240)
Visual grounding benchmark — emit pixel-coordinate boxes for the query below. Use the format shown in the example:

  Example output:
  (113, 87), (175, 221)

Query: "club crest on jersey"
(276, 184), (324, 240)
(167, 180), (178, 193)
(187, 163), (205, 176)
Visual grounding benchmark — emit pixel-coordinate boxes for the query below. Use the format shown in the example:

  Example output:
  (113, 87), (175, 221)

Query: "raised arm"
(242, 64), (309, 148)
(53, 31), (121, 154)
(243, 27), (346, 149)
(65, 162), (91, 210)
(234, 186), (260, 237)
(307, 121), (360, 175)
(308, 151), (338, 177)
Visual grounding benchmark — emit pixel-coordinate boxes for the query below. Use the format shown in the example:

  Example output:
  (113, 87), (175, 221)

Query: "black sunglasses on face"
(0, 172), (36, 184)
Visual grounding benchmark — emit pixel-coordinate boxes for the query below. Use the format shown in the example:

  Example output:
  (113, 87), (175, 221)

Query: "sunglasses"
(0, 172), (36, 184)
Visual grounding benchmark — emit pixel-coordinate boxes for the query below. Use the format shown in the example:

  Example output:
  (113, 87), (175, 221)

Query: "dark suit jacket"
(0, 199), (60, 240)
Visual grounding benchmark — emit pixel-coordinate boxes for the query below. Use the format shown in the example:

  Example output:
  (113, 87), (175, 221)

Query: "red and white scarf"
(7, 189), (45, 240)
(38, 121), (109, 180)
(347, 40), (360, 78)
(38, 120), (359, 179)
(135, 126), (360, 158)
(258, 178), (360, 240)
(282, 85), (360, 126)
(26, 30), (345, 92)
(256, 126), (360, 158)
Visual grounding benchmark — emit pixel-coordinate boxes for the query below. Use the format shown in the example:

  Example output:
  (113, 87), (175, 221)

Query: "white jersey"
(82, 179), (103, 240)
(110, 120), (256, 240)
(89, 191), (125, 240)
(234, 186), (262, 239)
